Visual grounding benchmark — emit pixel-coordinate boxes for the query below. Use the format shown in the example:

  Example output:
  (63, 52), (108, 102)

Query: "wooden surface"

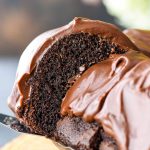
(1, 134), (67, 150)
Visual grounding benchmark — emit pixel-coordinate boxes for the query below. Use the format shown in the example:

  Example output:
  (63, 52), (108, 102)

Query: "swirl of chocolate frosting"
(96, 59), (150, 150)
(61, 50), (150, 150)
(8, 17), (137, 116)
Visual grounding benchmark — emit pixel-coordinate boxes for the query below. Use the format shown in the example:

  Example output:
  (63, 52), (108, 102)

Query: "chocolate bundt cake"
(8, 17), (150, 150)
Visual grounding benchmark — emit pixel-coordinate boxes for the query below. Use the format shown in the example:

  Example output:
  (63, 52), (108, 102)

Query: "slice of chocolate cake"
(8, 17), (138, 150)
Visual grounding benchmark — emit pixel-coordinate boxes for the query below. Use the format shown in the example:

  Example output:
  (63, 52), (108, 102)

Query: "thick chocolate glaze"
(124, 29), (150, 57)
(96, 59), (150, 150)
(61, 50), (150, 150)
(8, 17), (137, 116)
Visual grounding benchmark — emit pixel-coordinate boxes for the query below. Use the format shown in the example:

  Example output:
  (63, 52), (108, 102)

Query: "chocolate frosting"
(96, 59), (150, 150)
(124, 29), (150, 57)
(61, 50), (150, 150)
(8, 17), (137, 116)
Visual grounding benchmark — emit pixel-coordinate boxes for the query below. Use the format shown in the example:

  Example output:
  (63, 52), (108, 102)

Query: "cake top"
(8, 17), (137, 115)
(61, 50), (150, 150)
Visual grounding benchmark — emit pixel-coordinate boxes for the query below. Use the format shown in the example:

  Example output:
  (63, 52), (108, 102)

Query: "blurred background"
(0, 0), (150, 147)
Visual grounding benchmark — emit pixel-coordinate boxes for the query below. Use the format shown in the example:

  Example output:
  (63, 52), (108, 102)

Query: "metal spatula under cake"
(0, 113), (72, 150)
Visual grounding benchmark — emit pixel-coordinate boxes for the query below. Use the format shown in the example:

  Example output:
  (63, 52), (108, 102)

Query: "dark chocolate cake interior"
(17, 32), (125, 149)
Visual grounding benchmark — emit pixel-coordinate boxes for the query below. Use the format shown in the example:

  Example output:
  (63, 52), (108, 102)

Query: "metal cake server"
(0, 113), (28, 133)
(0, 113), (72, 150)
(0, 113), (17, 129)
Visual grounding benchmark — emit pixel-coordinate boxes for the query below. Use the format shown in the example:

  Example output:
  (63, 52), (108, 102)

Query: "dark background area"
(0, 0), (122, 147)
(0, 0), (122, 56)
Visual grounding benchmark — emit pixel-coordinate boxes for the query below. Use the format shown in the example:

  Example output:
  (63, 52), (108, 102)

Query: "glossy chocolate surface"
(61, 50), (150, 150)
(124, 29), (150, 57)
